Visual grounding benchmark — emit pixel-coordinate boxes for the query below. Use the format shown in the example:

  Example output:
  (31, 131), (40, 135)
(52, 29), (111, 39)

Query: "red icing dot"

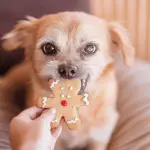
(61, 100), (68, 107)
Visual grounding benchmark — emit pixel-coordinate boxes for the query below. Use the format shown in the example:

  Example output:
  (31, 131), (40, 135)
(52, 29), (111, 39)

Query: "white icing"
(42, 97), (48, 108)
(82, 93), (89, 105)
(67, 95), (71, 98)
(69, 86), (73, 90)
(60, 87), (64, 90)
(67, 117), (78, 124)
(60, 94), (65, 98)
(52, 119), (58, 123)
(50, 80), (59, 88)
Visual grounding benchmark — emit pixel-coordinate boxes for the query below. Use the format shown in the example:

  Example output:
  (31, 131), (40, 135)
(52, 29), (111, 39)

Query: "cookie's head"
(2, 12), (135, 93)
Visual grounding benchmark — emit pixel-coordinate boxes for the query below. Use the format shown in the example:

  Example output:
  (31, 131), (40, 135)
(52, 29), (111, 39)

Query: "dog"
(1, 12), (135, 150)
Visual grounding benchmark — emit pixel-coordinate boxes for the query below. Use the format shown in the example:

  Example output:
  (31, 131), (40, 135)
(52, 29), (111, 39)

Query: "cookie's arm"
(48, 80), (62, 96)
(36, 96), (53, 108)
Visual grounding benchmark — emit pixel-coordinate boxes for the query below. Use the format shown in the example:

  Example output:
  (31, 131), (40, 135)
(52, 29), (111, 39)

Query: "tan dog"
(1, 12), (135, 150)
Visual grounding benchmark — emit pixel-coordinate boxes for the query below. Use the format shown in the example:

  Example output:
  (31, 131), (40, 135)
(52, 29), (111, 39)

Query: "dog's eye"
(41, 43), (58, 55)
(83, 44), (97, 55)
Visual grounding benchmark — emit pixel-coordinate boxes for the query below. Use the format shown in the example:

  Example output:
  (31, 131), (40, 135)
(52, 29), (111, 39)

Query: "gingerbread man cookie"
(36, 79), (89, 130)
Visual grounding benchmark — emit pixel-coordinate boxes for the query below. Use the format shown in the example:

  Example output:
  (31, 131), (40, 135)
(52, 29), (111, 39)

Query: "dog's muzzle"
(57, 63), (89, 94)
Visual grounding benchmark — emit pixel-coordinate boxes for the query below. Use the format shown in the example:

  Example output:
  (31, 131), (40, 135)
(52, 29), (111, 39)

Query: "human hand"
(10, 107), (62, 150)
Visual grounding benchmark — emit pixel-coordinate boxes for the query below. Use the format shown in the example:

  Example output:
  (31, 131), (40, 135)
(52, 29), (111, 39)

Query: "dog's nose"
(58, 64), (78, 79)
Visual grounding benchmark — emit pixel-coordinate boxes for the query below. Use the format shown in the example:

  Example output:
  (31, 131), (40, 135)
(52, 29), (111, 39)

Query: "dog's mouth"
(48, 74), (89, 94)
(78, 74), (89, 94)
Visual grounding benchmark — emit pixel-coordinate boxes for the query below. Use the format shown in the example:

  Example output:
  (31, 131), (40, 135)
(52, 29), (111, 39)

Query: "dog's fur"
(1, 12), (135, 150)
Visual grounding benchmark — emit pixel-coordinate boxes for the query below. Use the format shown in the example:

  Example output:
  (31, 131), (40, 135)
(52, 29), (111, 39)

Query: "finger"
(38, 108), (56, 123)
(52, 126), (62, 139)
(19, 107), (43, 120)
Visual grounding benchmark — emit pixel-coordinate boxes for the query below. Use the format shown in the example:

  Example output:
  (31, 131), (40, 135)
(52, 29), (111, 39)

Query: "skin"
(10, 107), (62, 150)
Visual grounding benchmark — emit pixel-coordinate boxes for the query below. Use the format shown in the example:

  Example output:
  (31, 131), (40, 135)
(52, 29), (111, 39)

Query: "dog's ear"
(109, 22), (135, 66)
(2, 16), (37, 51)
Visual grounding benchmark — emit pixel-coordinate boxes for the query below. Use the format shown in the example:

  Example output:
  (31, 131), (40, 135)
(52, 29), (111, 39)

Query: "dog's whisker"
(27, 79), (34, 84)
(27, 73), (41, 84)
(82, 63), (99, 66)
(46, 64), (56, 67)
(36, 72), (45, 77)
(45, 61), (58, 67)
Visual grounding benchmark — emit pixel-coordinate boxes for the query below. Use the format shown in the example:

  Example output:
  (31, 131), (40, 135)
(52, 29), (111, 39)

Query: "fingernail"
(51, 108), (56, 114)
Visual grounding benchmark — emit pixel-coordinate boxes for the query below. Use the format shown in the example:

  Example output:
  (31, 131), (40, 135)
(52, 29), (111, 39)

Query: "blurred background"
(0, 0), (150, 74)
(90, 0), (150, 61)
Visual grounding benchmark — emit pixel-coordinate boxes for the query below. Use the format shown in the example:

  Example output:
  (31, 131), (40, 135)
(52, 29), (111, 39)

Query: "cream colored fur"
(1, 12), (135, 150)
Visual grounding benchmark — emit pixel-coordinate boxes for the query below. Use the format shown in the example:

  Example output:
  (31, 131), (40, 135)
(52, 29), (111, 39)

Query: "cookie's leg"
(51, 112), (61, 129)
(65, 107), (81, 130)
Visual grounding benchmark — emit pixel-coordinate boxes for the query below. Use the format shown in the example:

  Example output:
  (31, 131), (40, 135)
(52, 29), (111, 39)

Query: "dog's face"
(33, 13), (113, 93)
(2, 12), (135, 93)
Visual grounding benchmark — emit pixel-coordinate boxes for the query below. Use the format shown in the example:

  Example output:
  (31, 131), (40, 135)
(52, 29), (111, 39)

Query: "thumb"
(52, 126), (62, 139)
(38, 108), (56, 123)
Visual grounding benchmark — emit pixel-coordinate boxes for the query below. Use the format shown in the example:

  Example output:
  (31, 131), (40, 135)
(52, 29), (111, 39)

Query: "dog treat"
(36, 79), (89, 130)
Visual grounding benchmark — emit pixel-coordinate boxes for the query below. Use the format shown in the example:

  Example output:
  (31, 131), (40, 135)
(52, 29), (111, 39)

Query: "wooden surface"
(90, 0), (150, 61)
